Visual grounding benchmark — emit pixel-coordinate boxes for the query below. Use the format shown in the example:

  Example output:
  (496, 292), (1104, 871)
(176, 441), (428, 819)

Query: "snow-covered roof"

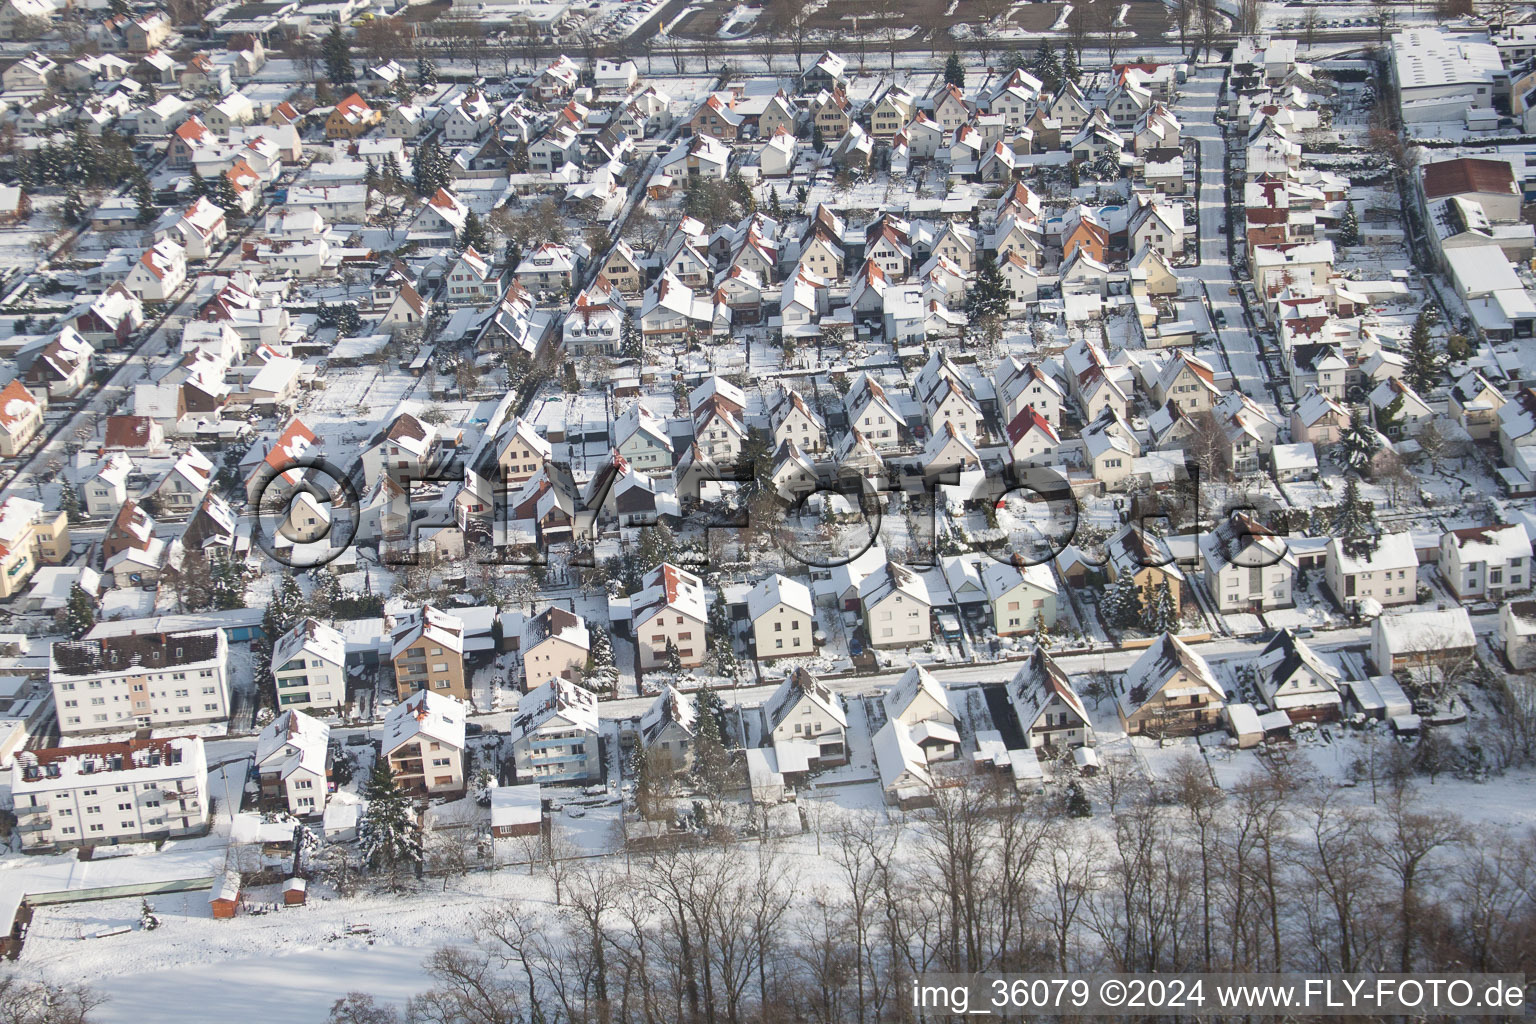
(871, 719), (931, 793)
(510, 679), (598, 741)
(746, 572), (813, 621)
(764, 667), (847, 731)
(272, 617), (344, 671)
(1119, 633), (1224, 714)
(1373, 607), (1475, 656)
(1328, 531), (1418, 575)
(633, 562), (706, 626)
(253, 708), (329, 781)
(382, 689), (466, 753)
(490, 784), (542, 829)
(1442, 522), (1530, 564)
(389, 605), (465, 660)
(882, 664), (950, 723)
(1009, 647), (1090, 731)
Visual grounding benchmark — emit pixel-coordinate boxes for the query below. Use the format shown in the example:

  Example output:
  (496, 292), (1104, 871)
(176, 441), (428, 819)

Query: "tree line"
(319, 761), (1536, 1024)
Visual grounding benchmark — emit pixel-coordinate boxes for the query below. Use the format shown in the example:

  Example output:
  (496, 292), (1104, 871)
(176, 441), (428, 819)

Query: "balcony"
(15, 812), (51, 831)
(14, 802), (49, 817)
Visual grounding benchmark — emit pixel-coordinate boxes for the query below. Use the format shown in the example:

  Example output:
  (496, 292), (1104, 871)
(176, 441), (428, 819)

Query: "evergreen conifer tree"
(1337, 202), (1359, 246)
(134, 173), (155, 226)
(63, 583), (95, 640)
(458, 209), (489, 252)
(359, 759), (423, 873)
(1405, 311), (1439, 393)
(1145, 580), (1178, 633)
(1335, 411), (1382, 474)
(416, 57), (438, 90)
(323, 25), (355, 85)
(620, 309), (643, 359)
(59, 482), (82, 524)
(943, 52), (965, 88)
(1333, 478), (1381, 560)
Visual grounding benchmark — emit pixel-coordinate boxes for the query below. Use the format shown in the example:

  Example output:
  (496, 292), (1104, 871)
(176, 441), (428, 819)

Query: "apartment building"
(50, 627), (230, 738)
(508, 679), (601, 784)
(390, 606), (467, 701)
(382, 689), (467, 798)
(271, 617), (347, 711)
(11, 736), (208, 852)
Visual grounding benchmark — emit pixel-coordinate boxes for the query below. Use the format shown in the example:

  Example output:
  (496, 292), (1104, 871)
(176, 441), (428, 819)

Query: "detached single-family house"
(1117, 632), (1226, 737)
(763, 668), (847, 769)
(1008, 647), (1093, 750)
(747, 573), (815, 659)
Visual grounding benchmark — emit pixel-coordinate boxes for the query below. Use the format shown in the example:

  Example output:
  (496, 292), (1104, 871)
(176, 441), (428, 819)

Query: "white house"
(982, 559), (1058, 636)
(508, 680), (601, 784)
(763, 668), (847, 768)
(632, 562), (707, 671)
(10, 736), (208, 852)
(747, 573), (815, 659)
(1438, 523), (1532, 602)
(254, 709), (331, 815)
(1325, 531), (1418, 610)
(1008, 647), (1093, 750)
(1199, 512), (1296, 614)
(860, 561), (932, 648)
(1253, 629), (1342, 722)
(882, 664), (960, 762)
(271, 617), (347, 711)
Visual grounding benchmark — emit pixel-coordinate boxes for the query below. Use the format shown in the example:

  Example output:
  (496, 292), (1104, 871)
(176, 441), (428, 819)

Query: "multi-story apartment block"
(508, 679), (601, 783)
(11, 736), (208, 852)
(50, 627), (230, 738)
(390, 606), (467, 701)
(382, 689), (466, 798)
(271, 617), (347, 711)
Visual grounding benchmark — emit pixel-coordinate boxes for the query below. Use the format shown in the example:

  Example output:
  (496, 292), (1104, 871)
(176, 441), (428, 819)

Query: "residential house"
(508, 680), (600, 783)
(1117, 633), (1226, 737)
(861, 561), (932, 648)
(0, 379), (43, 457)
(747, 573), (815, 659)
(882, 664), (960, 762)
(1199, 512), (1296, 614)
(632, 563), (707, 671)
(10, 737), (208, 852)
(326, 93), (380, 139)
(254, 709), (331, 815)
(271, 618), (347, 712)
(1439, 523), (1532, 602)
(982, 560), (1059, 636)
(381, 689), (466, 797)
(763, 668), (847, 768)
(390, 606), (468, 701)
(1254, 629), (1342, 722)
(1008, 647), (1093, 749)
(0, 497), (67, 599)
(521, 607), (590, 690)
(1325, 531), (1418, 610)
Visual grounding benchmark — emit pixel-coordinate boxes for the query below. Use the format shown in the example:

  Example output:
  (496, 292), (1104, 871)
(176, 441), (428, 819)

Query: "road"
(1177, 68), (1275, 410)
